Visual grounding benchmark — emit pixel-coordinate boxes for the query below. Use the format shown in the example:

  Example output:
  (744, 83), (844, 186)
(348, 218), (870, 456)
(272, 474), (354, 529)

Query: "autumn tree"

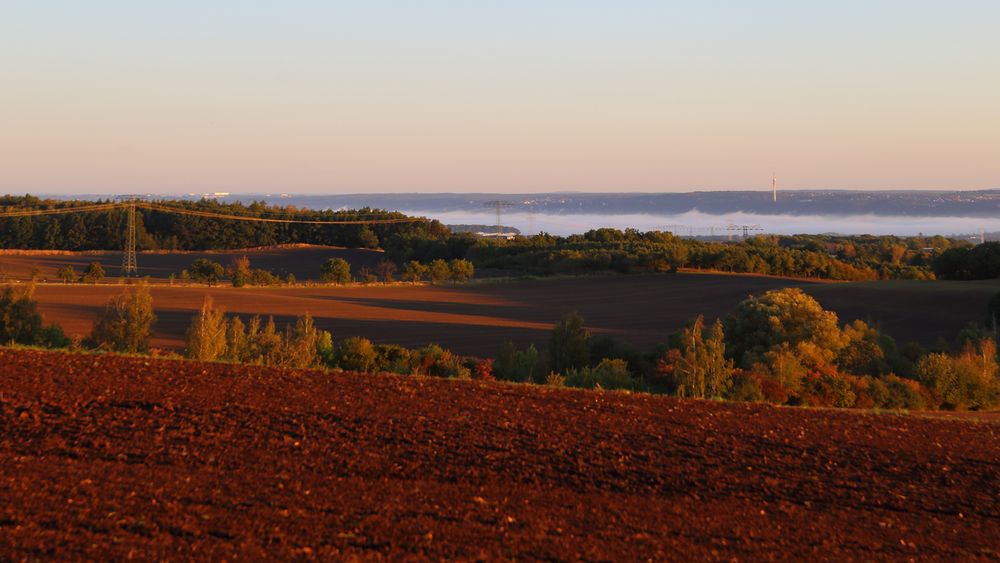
(725, 288), (845, 368)
(57, 265), (77, 284)
(186, 296), (228, 361)
(89, 282), (156, 353)
(401, 261), (427, 283)
(228, 256), (252, 287)
(428, 259), (451, 284)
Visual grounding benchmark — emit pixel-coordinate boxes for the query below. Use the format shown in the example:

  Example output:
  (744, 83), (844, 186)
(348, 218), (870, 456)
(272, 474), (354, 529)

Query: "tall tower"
(122, 202), (137, 277)
(772, 173), (778, 203)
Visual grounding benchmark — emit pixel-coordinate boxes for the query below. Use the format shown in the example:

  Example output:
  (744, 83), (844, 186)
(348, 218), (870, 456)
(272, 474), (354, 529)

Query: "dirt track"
(1, 348), (997, 560)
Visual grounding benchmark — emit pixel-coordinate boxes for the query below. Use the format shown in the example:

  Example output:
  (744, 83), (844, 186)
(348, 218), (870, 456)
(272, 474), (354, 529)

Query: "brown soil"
(0, 348), (997, 560)
(25, 270), (1000, 356)
(0, 245), (385, 282)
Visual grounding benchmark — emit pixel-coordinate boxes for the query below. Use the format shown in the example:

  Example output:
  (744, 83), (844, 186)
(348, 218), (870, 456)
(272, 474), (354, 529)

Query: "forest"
(0, 194), (975, 282)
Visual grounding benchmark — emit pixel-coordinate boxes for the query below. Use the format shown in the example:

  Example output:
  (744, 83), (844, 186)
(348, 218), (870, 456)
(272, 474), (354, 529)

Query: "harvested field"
(0, 348), (997, 559)
(26, 271), (1000, 356)
(0, 245), (385, 282)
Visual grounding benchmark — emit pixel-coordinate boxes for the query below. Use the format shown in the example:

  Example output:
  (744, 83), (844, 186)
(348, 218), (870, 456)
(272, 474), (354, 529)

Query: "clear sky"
(2, 1), (998, 194)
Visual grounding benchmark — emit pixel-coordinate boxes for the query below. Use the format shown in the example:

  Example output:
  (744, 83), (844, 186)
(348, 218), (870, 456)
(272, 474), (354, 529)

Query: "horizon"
(4, 2), (999, 194)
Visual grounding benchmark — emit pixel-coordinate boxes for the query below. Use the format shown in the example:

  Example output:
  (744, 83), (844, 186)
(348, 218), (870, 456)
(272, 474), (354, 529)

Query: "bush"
(401, 261), (428, 283)
(57, 265), (77, 284)
(448, 259), (475, 282)
(565, 358), (638, 391)
(428, 259), (451, 284)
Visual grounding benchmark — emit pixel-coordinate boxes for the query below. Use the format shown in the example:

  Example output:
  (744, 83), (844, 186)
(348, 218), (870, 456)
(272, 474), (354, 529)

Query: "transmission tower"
(116, 195), (144, 277)
(483, 200), (514, 240)
(726, 224), (764, 239)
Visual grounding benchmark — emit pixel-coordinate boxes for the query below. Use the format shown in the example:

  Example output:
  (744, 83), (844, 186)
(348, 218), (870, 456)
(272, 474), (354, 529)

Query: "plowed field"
(1, 349), (997, 560)
(25, 272), (1000, 356)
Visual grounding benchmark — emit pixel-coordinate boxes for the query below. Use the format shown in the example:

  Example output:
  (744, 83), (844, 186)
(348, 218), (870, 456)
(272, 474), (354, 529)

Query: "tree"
(82, 262), (105, 284)
(724, 288), (845, 368)
(186, 296), (228, 361)
(428, 259), (451, 284)
(449, 259), (474, 282)
(189, 259), (225, 286)
(549, 311), (590, 374)
(57, 265), (77, 284)
(336, 336), (377, 372)
(401, 261), (428, 283)
(285, 313), (326, 368)
(228, 256), (251, 287)
(376, 260), (397, 282)
(0, 285), (67, 347)
(320, 258), (352, 284)
(89, 283), (156, 353)
(670, 317), (733, 398)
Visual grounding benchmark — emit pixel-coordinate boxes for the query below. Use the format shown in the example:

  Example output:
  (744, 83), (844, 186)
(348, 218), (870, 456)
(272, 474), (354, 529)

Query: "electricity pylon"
(483, 200), (514, 240)
(116, 195), (144, 277)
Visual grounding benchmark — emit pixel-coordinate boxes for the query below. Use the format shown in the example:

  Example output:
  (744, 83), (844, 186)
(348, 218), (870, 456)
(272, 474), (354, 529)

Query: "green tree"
(336, 336), (378, 372)
(320, 258), (352, 284)
(401, 261), (428, 283)
(89, 282), (156, 353)
(0, 285), (68, 347)
(228, 256), (251, 287)
(376, 260), (397, 282)
(57, 265), (77, 284)
(185, 296), (228, 361)
(189, 259), (225, 286)
(83, 262), (105, 284)
(725, 288), (845, 368)
(549, 311), (591, 374)
(448, 259), (475, 282)
(428, 259), (451, 284)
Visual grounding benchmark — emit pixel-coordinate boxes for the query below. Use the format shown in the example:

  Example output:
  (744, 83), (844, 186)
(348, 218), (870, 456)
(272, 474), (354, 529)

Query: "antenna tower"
(772, 173), (778, 203)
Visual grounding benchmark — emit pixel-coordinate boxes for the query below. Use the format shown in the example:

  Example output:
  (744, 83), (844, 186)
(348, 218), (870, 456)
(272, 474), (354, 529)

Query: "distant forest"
(0, 195), (447, 251)
(0, 195), (982, 281)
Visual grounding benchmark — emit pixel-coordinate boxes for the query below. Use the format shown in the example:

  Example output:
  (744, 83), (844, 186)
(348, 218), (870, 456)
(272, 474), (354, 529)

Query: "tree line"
(2, 194), (975, 282)
(3, 281), (998, 411)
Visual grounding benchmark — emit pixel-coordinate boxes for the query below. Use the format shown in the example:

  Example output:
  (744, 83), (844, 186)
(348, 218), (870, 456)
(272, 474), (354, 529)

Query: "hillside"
(23, 272), (1000, 355)
(1, 348), (997, 559)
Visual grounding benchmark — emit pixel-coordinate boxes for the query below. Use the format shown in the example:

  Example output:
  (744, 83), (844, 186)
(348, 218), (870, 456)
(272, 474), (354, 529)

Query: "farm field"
(0, 245), (385, 282)
(23, 270), (1000, 356)
(1, 348), (997, 559)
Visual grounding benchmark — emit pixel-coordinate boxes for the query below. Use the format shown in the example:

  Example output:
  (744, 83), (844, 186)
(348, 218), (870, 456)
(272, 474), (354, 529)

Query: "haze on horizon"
(2, 1), (998, 195)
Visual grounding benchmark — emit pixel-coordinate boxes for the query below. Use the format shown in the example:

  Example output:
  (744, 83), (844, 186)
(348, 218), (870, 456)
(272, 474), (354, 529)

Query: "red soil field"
(25, 271), (1000, 357)
(1, 348), (997, 559)
(29, 273), (808, 355)
(0, 245), (385, 282)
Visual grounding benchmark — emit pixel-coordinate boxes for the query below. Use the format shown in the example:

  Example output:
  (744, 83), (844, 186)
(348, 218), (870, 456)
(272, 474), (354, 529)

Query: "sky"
(2, 1), (999, 195)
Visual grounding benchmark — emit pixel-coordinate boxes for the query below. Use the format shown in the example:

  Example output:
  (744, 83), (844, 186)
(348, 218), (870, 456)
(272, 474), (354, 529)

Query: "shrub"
(566, 358), (638, 391)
